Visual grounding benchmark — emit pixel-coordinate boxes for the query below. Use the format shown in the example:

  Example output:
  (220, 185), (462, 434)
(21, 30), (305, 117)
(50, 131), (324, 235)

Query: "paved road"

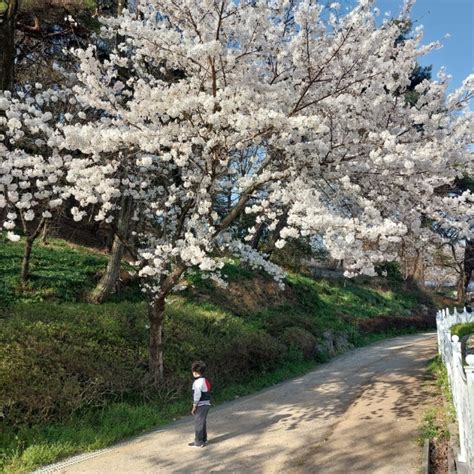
(38, 333), (437, 474)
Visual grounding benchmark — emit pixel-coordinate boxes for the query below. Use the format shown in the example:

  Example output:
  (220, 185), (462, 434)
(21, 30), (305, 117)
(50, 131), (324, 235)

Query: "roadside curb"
(421, 439), (430, 474)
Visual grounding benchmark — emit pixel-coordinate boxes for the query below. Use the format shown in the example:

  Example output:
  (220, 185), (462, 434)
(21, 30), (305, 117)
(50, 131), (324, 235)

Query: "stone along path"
(38, 333), (437, 474)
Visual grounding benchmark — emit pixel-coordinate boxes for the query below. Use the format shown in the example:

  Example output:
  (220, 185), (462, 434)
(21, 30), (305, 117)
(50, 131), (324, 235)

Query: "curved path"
(38, 333), (437, 474)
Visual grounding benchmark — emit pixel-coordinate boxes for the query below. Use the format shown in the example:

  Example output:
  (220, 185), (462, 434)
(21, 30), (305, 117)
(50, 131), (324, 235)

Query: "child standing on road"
(189, 361), (212, 448)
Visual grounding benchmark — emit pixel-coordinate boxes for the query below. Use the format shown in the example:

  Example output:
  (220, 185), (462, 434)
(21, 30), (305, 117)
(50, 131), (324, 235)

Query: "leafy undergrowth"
(418, 356), (455, 473)
(0, 238), (108, 304)
(0, 238), (434, 473)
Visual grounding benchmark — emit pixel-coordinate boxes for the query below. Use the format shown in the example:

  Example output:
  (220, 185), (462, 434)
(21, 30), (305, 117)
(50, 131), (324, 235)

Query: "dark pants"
(194, 405), (210, 445)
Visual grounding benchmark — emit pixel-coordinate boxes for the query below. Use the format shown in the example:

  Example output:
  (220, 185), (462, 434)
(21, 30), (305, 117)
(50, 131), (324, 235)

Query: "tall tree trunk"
(19, 217), (46, 284)
(89, 197), (133, 303)
(412, 249), (425, 286)
(20, 237), (33, 283)
(145, 264), (187, 383)
(148, 296), (165, 384)
(456, 273), (466, 305)
(267, 211), (288, 258)
(41, 220), (49, 244)
(402, 245), (424, 284)
(90, 233), (126, 303)
(250, 222), (265, 250)
(0, 0), (18, 92)
(105, 223), (116, 252)
(117, 0), (126, 16)
(464, 238), (474, 291)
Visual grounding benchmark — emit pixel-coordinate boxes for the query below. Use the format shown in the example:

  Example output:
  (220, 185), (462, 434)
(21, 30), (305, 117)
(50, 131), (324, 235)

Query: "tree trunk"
(0, 0), (18, 92)
(145, 264), (187, 383)
(105, 223), (116, 252)
(267, 211), (288, 258)
(464, 238), (474, 291)
(41, 220), (49, 244)
(117, 0), (126, 15)
(403, 246), (425, 284)
(89, 234), (125, 303)
(20, 237), (33, 283)
(148, 296), (165, 384)
(456, 273), (466, 305)
(412, 249), (425, 286)
(89, 197), (133, 303)
(250, 222), (265, 250)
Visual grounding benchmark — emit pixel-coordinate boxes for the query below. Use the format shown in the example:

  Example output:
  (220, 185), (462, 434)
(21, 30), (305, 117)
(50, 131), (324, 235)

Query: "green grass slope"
(0, 238), (434, 473)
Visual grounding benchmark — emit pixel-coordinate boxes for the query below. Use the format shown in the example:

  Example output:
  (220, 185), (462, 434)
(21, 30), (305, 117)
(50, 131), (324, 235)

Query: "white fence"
(436, 307), (474, 471)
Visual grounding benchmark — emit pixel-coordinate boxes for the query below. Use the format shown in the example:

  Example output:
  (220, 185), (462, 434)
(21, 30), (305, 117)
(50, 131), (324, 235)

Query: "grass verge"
(417, 355), (455, 473)
(418, 355), (454, 445)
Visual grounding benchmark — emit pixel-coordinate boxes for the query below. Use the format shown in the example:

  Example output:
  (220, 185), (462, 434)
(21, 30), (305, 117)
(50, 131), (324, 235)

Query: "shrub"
(0, 300), (289, 428)
(265, 312), (321, 337)
(357, 314), (435, 334)
(212, 330), (286, 385)
(375, 261), (403, 282)
(270, 237), (315, 272)
(451, 322), (474, 339)
(0, 303), (147, 427)
(280, 326), (316, 360)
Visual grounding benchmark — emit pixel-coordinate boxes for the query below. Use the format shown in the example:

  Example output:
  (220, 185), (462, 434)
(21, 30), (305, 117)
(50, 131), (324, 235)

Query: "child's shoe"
(188, 442), (205, 448)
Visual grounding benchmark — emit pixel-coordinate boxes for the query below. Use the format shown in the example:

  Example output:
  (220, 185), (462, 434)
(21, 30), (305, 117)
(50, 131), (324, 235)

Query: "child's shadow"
(207, 432), (236, 445)
(208, 413), (292, 445)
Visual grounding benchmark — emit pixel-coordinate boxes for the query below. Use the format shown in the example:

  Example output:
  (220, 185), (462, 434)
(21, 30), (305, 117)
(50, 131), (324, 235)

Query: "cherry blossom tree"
(1, 0), (472, 382)
(0, 86), (76, 282)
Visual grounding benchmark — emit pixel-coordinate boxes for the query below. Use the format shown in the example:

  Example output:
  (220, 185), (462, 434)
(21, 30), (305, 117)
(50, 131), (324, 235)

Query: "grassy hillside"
(0, 238), (434, 473)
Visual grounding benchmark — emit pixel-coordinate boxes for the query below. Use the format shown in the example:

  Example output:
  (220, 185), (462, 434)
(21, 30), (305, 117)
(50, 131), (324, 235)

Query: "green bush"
(280, 326), (316, 360)
(270, 237), (315, 272)
(0, 304), (148, 427)
(0, 300), (288, 428)
(265, 312), (322, 337)
(375, 261), (403, 282)
(451, 322), (474, 339)
(212, 330), (286, 384)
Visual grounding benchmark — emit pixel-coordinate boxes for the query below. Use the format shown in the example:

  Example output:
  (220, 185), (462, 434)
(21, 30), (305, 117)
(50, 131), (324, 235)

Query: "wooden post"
(0, 0), (18, 92)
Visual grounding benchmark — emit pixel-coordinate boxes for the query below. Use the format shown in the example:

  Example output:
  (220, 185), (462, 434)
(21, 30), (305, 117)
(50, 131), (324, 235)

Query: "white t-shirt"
(192, 377), (212, 406)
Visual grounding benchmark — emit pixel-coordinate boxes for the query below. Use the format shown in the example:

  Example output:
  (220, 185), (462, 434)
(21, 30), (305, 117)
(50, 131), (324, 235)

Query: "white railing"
(436, 307), (474, 471)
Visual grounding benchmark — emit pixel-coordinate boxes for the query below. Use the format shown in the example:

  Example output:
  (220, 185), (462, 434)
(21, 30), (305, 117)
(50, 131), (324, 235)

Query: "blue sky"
(375, 0), (473, 92)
